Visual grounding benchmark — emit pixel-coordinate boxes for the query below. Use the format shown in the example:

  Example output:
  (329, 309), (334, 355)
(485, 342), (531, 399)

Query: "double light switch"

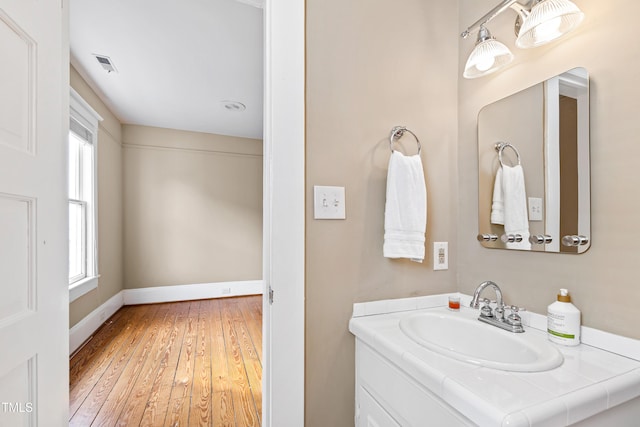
(313, 186), (346, 220)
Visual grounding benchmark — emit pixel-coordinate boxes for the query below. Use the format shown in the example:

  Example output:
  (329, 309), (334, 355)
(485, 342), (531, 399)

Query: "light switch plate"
(313, 186), (346, 219)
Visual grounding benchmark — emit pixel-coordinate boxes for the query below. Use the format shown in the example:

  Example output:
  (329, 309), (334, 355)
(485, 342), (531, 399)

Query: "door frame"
(262, 0), (305, 425)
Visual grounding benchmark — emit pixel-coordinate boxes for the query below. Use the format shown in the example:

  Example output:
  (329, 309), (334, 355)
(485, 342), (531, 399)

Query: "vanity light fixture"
(463, 26), (514, 79)
(461, 0), (584, 79)
(515, 0), (584, 48)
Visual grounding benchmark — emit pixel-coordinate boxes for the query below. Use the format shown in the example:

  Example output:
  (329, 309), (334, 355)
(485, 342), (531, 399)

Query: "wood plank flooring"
(70, 295), (263, 427)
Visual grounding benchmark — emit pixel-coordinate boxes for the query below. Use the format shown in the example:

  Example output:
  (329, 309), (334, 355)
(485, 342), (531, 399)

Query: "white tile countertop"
(349, 293), (640, 426)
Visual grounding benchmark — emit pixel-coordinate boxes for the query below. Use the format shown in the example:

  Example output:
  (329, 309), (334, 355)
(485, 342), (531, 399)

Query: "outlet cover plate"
(433, 242), (448, 270)
(528, 197), (543, 221)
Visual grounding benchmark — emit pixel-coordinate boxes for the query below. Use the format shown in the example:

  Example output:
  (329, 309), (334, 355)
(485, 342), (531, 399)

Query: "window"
(69, 88), (101, 302)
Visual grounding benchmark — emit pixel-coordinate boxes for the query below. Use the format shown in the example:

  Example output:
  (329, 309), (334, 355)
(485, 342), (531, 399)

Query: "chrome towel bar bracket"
(389, 126), (421, 155)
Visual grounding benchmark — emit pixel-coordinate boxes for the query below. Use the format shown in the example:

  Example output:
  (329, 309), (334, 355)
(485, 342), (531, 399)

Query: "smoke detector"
(93, 54), (118, 73)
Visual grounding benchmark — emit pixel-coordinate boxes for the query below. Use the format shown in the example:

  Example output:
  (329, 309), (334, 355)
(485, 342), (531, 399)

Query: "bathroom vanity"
(349, 294), (640, 426)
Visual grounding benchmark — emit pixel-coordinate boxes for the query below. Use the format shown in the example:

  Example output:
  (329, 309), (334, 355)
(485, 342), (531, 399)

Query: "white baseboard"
(69, 290), (124, 355)
(122, 280), (264, 305)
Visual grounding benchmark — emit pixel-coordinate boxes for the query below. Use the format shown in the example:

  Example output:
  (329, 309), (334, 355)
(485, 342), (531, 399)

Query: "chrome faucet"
(470, 281), (524, 333)
(470, 280), (503, 309)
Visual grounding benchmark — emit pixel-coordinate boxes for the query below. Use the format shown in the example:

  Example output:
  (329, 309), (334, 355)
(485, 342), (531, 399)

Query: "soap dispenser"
(547, 289), (581, 346)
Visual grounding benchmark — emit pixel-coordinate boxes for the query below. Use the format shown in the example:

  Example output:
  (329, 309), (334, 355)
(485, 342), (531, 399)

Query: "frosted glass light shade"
(516, 0), (584, 48)
(463, 37), (514, 79)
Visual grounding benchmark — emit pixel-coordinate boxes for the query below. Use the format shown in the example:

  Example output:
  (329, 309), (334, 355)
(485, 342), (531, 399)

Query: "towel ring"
(389, 126), (421, 155)
(495, 142), (521, 167)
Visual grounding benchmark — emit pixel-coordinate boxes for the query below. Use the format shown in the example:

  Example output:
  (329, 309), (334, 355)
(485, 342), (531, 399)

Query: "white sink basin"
(399, 309), (563, 372)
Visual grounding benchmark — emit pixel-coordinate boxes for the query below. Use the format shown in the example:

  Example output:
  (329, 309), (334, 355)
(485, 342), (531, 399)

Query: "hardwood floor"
(70, 295), (263, 426)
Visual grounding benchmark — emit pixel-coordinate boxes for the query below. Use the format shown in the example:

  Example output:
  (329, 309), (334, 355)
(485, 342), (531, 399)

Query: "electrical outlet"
(528, 197), (543, 221)
(433, 242), (448, 271)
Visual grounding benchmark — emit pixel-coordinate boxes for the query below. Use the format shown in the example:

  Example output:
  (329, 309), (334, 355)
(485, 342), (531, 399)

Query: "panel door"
(358, 387), (401, 427)
(0, 0), (68, 425)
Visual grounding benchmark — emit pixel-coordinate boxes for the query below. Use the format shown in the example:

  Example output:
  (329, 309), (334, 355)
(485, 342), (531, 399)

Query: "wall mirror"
(477, 67), (590, 254)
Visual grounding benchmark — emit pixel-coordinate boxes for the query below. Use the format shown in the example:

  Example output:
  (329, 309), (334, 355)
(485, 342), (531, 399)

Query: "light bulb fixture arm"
(460, 0), (536, 38)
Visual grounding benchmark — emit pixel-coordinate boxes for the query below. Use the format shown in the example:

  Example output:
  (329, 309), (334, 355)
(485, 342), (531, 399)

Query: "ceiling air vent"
(93, 54), (117, 73)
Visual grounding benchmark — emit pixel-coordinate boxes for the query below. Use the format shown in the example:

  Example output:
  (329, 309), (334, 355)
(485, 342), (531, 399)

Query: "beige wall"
(305, 0), (459, 425)
(458, 0), (640, 338)
(69, 66), (124, 327)
(122, 125), (262, 289)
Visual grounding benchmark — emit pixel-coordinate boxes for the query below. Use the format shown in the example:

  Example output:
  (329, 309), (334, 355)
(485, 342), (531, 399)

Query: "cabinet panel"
(356, 341), (474, 427)
(358, 387), (401, 427)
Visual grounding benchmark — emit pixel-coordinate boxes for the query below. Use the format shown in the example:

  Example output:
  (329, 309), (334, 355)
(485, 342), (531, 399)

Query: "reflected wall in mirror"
(477, 67), (590, 254)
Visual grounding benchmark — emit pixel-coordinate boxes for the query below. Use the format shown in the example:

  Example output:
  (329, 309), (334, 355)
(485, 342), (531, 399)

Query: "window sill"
(69, 275), (99, 303)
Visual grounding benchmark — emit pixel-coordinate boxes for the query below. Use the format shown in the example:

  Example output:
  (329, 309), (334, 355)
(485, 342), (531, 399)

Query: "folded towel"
(490, 167), (504, 225)
(502, 164), (531, 249)
(383, 150), (427, 262)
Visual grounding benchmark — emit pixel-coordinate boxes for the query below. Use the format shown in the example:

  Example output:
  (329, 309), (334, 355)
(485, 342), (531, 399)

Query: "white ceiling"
(70, 0), (264, 140)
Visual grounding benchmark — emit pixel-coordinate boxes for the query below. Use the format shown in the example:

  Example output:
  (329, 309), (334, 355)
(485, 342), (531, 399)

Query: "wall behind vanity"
(458, 0), (640, 339)
(305, 0), (459, 425)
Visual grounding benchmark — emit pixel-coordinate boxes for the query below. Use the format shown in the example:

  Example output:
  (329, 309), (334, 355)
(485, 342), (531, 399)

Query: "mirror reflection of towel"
(501, 165), (530, 249)
(491, 167), (504, 225)
(383, 151), (427, 262)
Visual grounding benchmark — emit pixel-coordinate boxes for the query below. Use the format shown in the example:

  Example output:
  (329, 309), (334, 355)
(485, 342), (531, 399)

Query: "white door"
(0, 1), (68, 426)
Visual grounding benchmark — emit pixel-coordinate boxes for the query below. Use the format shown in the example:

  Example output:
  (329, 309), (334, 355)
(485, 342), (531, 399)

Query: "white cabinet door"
(0, 1), (68, 425)
(356, 341), (475, 427)
(358, 387), (401, 427)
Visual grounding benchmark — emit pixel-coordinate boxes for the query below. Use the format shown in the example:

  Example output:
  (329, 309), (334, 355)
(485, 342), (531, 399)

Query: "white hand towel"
(502, 164), (531, 249)
(490, 167), (504, 225)
(383, 150), (427, 262)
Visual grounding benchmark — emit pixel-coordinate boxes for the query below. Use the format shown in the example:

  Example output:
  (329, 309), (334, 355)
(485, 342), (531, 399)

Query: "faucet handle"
(506, 305), (525, 326)
(480, 298), (493, 318)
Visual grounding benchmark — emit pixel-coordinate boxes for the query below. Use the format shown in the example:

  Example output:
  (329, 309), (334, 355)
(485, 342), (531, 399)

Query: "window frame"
(68, 198), (87, 284)
(68, 88), (102, 303)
